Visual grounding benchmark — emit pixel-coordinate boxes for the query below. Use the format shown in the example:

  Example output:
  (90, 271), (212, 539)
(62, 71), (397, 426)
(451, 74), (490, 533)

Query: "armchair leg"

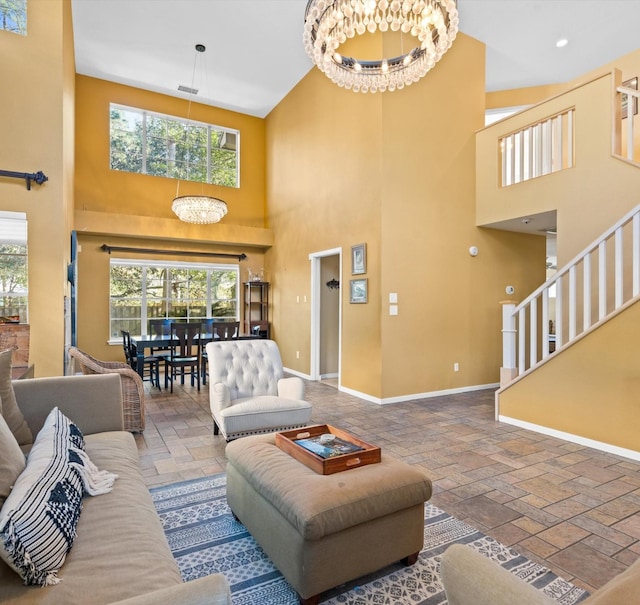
(213, 421), (220, 436)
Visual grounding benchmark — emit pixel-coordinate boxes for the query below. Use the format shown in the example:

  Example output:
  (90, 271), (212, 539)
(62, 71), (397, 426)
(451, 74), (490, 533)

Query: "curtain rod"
(0, 169), (48, 190)
(100, 244), (247, 261)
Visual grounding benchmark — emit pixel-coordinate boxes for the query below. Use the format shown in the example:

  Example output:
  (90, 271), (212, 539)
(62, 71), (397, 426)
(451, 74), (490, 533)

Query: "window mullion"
(142, 111), (148, 175)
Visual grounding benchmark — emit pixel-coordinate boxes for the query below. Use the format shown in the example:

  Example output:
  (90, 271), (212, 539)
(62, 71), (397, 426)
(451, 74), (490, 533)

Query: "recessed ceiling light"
(556, 38), (569, 48)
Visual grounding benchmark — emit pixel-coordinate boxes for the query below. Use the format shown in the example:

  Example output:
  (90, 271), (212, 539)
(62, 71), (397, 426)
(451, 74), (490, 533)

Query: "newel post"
(500, 301), (518, 387)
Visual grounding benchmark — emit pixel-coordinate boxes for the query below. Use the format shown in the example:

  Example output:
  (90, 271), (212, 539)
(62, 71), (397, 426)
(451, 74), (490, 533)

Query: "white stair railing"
(501, 204), (640, 384)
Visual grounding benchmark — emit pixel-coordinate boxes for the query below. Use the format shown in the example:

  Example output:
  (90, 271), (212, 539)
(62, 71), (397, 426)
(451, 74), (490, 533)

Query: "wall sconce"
(326, 278), (340, 290)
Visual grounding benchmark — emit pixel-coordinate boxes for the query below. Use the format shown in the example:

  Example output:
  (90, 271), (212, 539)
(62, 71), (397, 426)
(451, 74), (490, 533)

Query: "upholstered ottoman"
(225, 433), (432, 605)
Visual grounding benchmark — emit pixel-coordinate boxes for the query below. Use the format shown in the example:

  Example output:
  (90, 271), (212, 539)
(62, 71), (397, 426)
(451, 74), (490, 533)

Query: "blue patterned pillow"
(0, 408), (84, 585)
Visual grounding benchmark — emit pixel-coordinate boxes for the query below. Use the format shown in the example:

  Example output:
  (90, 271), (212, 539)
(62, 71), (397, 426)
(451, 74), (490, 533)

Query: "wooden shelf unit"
(243, 281), (270, 338)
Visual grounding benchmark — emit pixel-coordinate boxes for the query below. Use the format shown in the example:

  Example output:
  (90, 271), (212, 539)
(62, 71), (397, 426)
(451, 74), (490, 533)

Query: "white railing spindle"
(569, 265), (576, 340)
(599, 241), (607, 320)
(529, 297), (537, 365)
(583, 254), (591, 331)
(615, 226), (624, 307)
(518, 307), (526, 375)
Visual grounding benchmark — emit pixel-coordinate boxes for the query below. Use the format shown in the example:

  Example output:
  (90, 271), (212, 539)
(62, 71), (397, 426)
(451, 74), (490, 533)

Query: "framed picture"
(349, 278), (368, 304)
(622, 77), (638, 118)
(351, 243), (366, 275)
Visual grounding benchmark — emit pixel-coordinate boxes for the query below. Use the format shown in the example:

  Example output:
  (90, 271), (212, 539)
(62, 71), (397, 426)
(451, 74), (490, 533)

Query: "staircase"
(500, 203), (640, 386)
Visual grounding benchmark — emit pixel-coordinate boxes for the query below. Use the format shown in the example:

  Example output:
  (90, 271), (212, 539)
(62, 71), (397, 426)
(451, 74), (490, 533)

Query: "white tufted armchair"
(205, 339), (312, 441)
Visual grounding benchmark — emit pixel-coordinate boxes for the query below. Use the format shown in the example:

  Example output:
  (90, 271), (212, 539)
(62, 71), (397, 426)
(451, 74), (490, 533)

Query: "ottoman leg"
(402, 551), (420, 566)
(299, 595), (320, 605)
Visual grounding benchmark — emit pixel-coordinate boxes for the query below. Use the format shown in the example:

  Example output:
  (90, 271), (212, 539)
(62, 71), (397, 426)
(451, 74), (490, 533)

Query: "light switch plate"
(389, 305), (398, 316)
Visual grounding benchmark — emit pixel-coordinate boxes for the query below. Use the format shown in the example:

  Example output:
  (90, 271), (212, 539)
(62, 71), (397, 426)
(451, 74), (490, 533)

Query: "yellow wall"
(75, 234), (267, 361)
(477, 70), (640, 267)
(0, 0), (75, 376)
(73, 76), (272, 360)
(75, 75), (266, 227)
(266, 33), (545, 399)
(498, 300), (640, 452)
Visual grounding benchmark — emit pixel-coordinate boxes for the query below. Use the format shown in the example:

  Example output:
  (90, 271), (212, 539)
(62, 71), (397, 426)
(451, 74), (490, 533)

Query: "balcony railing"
(500, 108), (575, 187)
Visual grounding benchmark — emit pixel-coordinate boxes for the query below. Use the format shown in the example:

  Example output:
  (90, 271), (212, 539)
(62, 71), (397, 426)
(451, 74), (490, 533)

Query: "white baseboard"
(320, 373), (339, 380)
(339, 382), (500, 405)
(283, 367), (312, 380)
(499, 415), (640, 462)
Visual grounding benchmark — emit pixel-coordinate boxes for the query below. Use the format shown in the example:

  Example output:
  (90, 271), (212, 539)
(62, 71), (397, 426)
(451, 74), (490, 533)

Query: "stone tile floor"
(136, 379), (640, 594)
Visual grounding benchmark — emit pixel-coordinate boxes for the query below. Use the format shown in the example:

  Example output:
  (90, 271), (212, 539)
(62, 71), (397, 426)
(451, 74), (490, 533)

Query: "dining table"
(129, 332), (261, 379)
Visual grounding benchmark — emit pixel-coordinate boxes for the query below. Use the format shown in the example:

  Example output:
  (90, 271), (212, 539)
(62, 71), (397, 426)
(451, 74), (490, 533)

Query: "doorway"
(309, 248), (342, 386)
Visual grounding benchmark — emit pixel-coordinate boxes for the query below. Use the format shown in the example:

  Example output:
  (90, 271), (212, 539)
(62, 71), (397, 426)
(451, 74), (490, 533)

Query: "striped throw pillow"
(0, 408), (84, 586)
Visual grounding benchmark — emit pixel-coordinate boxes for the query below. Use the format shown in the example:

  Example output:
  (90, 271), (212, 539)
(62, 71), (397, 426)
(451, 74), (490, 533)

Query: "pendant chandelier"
(172, 44), (228, 224)
(303, 0), (459, 93)
(172, 195), (228, 224)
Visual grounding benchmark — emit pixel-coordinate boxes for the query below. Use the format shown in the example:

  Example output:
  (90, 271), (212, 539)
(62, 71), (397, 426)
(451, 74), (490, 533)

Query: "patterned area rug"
(151, 474), (589, 605)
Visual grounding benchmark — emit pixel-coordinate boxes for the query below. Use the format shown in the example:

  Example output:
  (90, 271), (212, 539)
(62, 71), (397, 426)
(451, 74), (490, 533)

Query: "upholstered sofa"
(0, 371), (231, 605)
(206, 339), (312, 440)
(441, 543), (640, 605)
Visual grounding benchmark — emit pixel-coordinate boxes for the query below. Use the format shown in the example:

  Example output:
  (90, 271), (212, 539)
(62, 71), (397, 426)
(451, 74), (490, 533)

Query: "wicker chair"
(68, 346), (145, 432)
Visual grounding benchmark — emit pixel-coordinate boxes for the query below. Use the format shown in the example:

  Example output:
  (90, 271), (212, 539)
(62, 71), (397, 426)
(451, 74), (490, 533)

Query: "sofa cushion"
(0, 349), (32, 445)
(0, 413), (26, 509)
(0, 408), (84, 585)
(0, 431), (184, 604)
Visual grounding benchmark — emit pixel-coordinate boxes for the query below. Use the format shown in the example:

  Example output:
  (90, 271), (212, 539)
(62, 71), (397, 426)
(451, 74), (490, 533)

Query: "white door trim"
(309, 247), (342, 383)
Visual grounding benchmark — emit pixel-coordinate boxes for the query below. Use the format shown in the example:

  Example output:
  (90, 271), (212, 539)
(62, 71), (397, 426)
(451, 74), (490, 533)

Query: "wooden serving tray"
(275, 424), (381, 475)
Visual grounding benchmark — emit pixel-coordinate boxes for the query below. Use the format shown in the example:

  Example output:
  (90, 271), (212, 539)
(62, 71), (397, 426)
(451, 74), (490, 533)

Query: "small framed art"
(349, 278), (368, 304)
(351, 243), (366, 275)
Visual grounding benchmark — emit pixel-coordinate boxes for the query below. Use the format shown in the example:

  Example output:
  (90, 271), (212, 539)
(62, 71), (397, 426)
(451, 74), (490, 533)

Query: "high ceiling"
(71, 0), (640, 119)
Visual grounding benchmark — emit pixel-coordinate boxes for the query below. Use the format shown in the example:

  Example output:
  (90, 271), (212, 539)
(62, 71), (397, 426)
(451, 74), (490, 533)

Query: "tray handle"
(346, 457), (361, 467)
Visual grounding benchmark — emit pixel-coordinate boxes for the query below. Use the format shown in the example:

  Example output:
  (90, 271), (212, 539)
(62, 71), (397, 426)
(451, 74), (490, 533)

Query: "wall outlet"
(296, 351), (300, 359)
(454, 362), (459, 372)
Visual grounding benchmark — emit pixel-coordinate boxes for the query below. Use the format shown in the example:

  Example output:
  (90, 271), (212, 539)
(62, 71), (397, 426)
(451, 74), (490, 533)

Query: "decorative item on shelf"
(303, 0), (459, 94)
(326, 278), (340, 290)
(171, 43), (228, 224)
(248, 268), (265, 282)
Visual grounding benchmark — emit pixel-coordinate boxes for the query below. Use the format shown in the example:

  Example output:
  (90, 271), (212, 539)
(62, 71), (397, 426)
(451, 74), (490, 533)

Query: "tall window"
(0, 211), (28, 322)
(109, 104), (239, 188)
(109, 260), (238, 338)
(0, 0), (27, 35)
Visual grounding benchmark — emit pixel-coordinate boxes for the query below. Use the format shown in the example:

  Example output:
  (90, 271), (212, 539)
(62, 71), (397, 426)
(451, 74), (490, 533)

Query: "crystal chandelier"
(172, 44), (228, 224)
(172, 195), (228, 224)
(303, 0), (459, 93)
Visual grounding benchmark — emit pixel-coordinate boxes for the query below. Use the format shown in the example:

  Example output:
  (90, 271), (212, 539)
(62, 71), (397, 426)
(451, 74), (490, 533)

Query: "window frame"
(0, 211), (28, 323)
(108, 258), (239, 341)
(109, 103), (240, 188)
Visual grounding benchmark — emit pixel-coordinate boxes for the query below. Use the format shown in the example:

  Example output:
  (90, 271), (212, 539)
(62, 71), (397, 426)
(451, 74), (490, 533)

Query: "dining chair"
(148, 318), (172, 358)
(201, 320), (240, 385)
(164, 322), (202, 392)
(121, 329), (161, 388)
